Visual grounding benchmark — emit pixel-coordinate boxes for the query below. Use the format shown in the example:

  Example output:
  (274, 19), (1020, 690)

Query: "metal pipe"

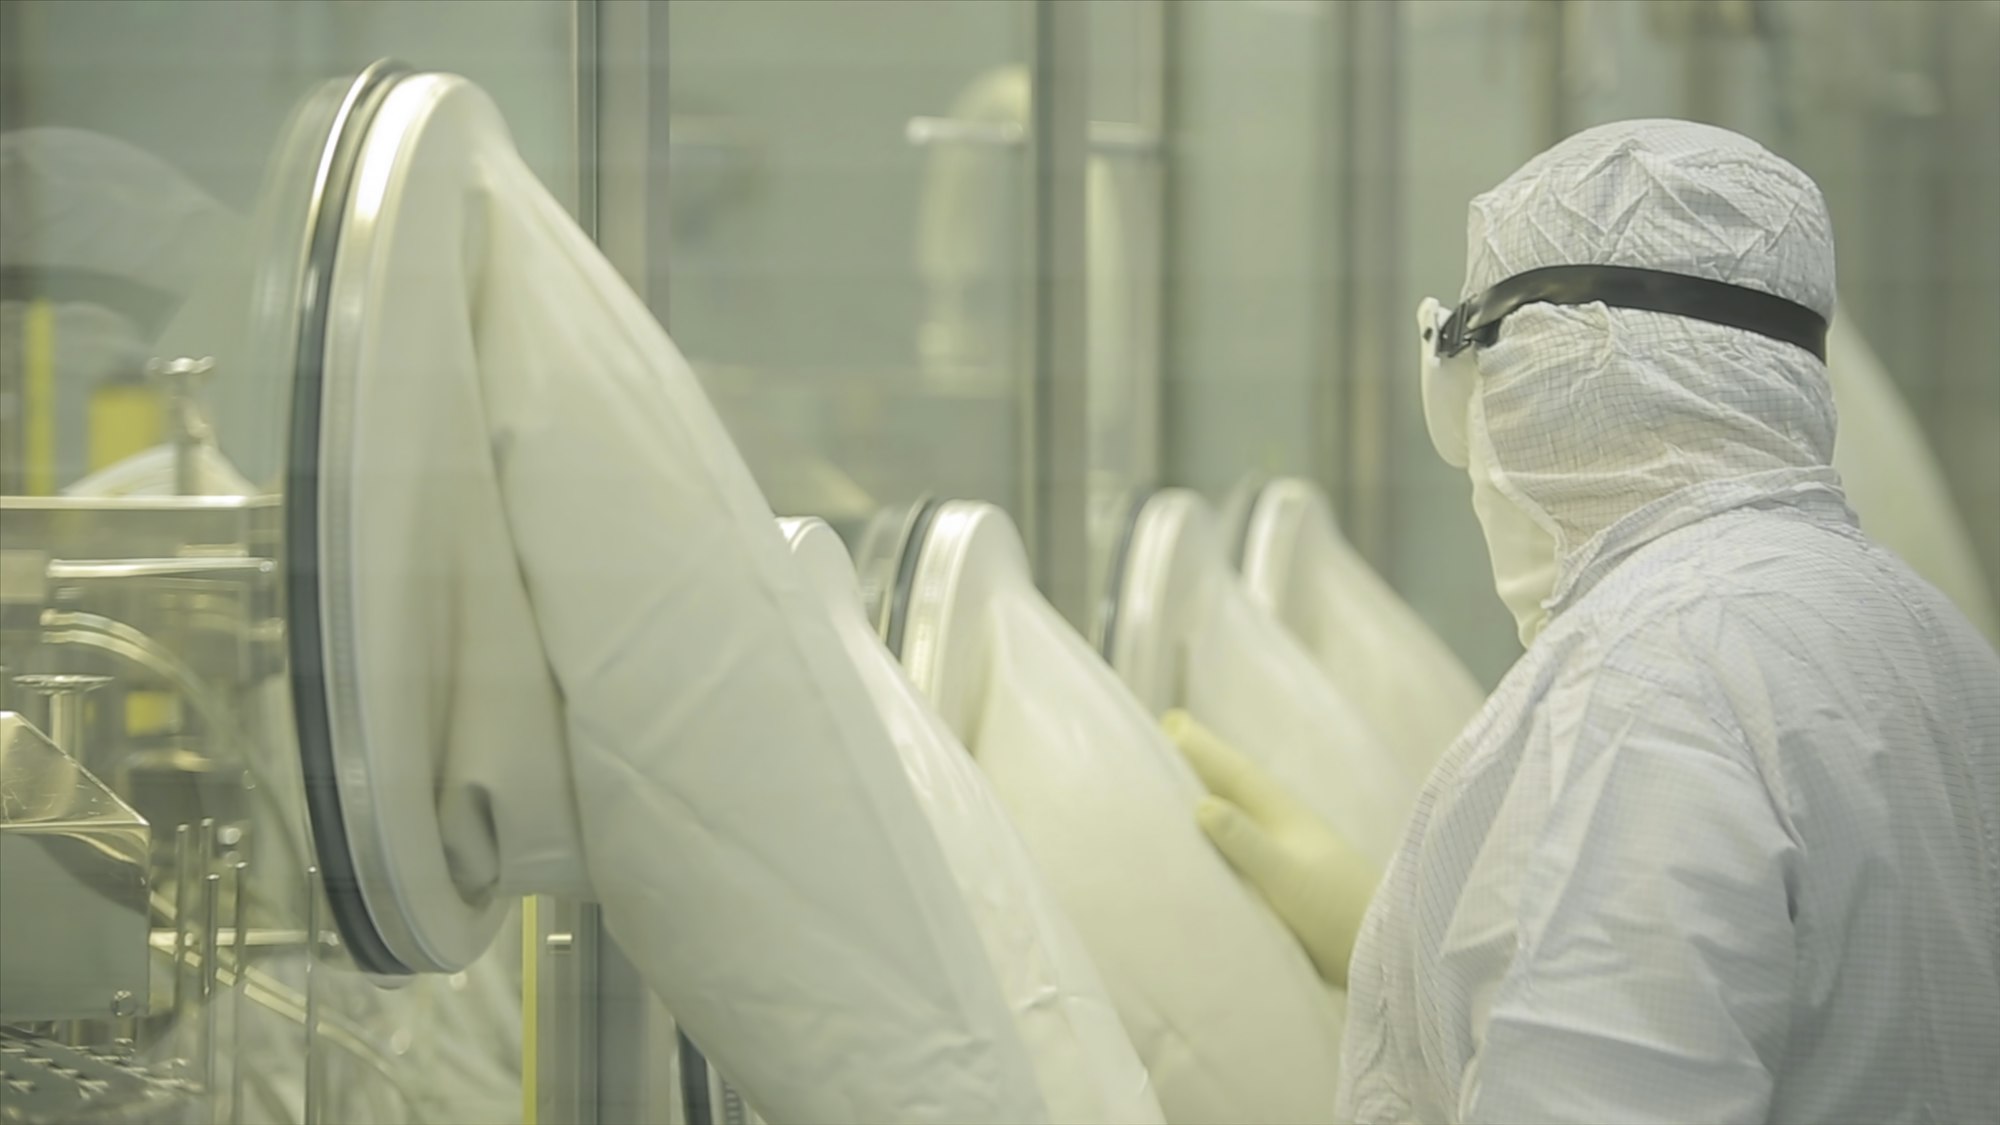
(229, 862), (249, 1125)
(175, 416), (199, 496)
(47, 691), (81, 754)
(150, 928), (309, 952)
(1026, 0), (1094, 626)
(39, 612), (247, 740)
(146, 887), (421, 1104)
(1318, 0), (1403, 566)
(303, 867), (322, 1125)
(47, 558), (275, 580)
(570, 0), (601, 240)
(201, 871), (221, 1095)
(144, 356), (216, 496)
(11, 672), (111, 765)
(198, 809), (219, 1080)
(903, 115), (1162, 155)
(172, 824), (193, 1019)
(593, 0), (657, 296)
(38, 611), (312, 878)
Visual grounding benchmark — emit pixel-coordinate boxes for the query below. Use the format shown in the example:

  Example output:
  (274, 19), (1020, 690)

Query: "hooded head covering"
(1459, 120), (1847, 624)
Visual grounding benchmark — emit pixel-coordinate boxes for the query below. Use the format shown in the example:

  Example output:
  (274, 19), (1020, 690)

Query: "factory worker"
(1176, 119), (2000, 1124)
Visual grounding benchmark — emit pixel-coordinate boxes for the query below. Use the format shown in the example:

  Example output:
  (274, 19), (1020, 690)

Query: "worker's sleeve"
(1462, 668), (1799, 1125)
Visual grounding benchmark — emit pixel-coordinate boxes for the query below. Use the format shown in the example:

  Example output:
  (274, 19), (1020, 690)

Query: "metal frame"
(531, 4), (606, 1122)
(0, 0), (26, 495)
(1317, 0), (1401, 568)
(531, 900), (601, 1125)
(594, 0), (669, 300)
(1089, 0), (1170, 491)
(1126, 0), (1170, 493)
(543, 0), (1142, 1117)
(569, 0), (601, 239)
(535, 4), (685, 1123)
(1024, 0), (1094, 627)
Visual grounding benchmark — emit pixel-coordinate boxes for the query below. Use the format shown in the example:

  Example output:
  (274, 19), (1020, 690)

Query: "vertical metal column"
(533, 3), (683, 1123)
(1317, 0), (1402, 567)
(570, 0), (601, 238)
(1127, 0), (1170, 489)
(595, 2), (681, 1119)
(530, 6), (607, 1125)
(1025, 0), (1093, 626)
(595, 0), (669, 301)
(533, 900), (601, 1125)
(0, 0), (29, 494)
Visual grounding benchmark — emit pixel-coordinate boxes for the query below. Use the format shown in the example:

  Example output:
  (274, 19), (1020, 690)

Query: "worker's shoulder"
(1538, 518), (1838, 706)
(1562, 510), (1997, 754)
(1574, 509), (1899, 655)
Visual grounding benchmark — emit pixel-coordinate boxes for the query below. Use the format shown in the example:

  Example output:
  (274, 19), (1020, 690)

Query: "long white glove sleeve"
(1462, 683), (1795, 1124)
(343, 77), (1047, 1125)
(1177, 575), (1418, 867)
(786, 521), (1164, 1125)
(488, 128), (1045, 1125)
(1275, 491), (1488, 774)
(967, 579), (1347, 1123)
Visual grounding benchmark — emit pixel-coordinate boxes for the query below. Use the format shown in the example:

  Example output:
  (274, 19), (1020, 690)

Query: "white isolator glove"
(1163, 710), (1381, 987)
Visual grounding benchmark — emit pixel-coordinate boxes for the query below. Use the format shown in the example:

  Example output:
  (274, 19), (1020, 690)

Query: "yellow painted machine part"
(23, 300), (55, 495)
(123, 691), (181, 736)
(89, 382), (165, 471)
(522, 896), (538, 1125)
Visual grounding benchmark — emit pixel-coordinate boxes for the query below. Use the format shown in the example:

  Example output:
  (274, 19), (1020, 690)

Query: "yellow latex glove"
(1163, 710), (1382, 987)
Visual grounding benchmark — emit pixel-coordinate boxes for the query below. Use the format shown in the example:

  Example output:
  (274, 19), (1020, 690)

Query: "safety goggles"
(1417, 264), (1830, 467)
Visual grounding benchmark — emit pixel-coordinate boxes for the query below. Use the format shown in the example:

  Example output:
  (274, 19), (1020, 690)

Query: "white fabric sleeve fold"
(347, 79), (1049, 1124)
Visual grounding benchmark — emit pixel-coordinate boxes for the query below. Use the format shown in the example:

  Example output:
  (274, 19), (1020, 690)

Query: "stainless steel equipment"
(0, 489), (294, 1123)
(0, 62), (502, 1122)
(0, 1027), (201, 1125)
(0, 713), (150, 1023)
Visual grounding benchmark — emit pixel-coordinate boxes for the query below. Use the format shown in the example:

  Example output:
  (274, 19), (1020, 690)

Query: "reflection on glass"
(0, 3), (572, 1119)
(0, 79), (523, 1125)
(662, 0), (1035, 542)
(1084, 0), (1163, 501)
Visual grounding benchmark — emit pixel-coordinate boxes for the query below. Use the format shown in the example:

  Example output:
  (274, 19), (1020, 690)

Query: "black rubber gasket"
(284, 60), (417, 977)
(1225, 478), (1270, 573)
(883, 497), (944, 660)
(1095, 487), (1157, 661)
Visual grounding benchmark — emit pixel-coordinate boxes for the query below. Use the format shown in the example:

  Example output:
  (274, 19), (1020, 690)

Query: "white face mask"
(1417, 297), (1475, 470)
(1467, 412), (1560, 646)
(1418, 295), (1561, 646)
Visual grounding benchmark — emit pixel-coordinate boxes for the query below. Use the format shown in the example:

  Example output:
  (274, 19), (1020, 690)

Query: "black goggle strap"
(1434, 264), (1829, 363)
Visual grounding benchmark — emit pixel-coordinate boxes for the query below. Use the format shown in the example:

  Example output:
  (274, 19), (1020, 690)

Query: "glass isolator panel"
(659, 0), (1038, 545)
(0, 45), (531, 1125)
